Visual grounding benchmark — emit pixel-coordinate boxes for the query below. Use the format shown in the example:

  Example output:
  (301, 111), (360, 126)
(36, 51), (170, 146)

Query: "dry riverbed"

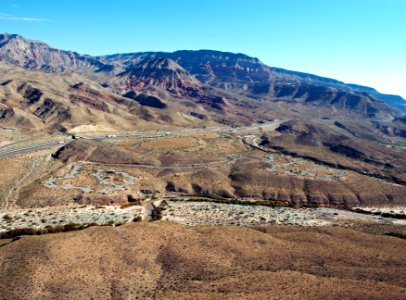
(1, 200), (405, 236)
(162, 201), (406, 227)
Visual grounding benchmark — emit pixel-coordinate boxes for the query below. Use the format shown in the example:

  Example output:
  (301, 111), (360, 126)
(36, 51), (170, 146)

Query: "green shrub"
(2, 215), (12, 222)
(133, 216), (143, 222)
(63, 223), (79, 232)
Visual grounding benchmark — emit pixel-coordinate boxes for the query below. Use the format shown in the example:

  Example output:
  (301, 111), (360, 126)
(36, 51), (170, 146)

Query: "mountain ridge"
(0, 33), (114, 74)
(0, 33), (404, 113)
(102, 50), (406, 112)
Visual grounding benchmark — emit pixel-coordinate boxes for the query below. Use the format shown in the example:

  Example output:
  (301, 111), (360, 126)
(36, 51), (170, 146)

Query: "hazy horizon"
(1, 0), (405, 98)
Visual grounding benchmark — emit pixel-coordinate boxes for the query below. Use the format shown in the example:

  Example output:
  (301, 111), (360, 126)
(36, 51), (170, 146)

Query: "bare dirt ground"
(0, 152), (54, 210)
(0, 222), (405, 300)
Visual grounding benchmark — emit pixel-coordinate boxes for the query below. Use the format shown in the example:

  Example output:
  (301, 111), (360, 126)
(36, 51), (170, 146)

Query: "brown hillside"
(0, 223), (405, 300)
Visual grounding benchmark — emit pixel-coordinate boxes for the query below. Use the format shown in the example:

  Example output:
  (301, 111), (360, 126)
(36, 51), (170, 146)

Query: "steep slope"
(104, 50), (342, 85)
(105, 52), (398, 117)
(348, 84), (406, 113)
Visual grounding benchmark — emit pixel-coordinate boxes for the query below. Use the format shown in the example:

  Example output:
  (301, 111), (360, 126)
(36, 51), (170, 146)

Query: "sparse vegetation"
(352, 208), (406, 219)
(2, 223), (406, 299)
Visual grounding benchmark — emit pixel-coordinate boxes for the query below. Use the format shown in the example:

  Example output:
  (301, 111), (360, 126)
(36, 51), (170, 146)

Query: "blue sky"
(0, 0), (405, 97)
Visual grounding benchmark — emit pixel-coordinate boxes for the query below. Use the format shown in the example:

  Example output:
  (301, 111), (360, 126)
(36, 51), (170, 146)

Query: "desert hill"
(0, 62), (141, 132)
(1, 223), (405, 300)
(260, 120), (406, 184)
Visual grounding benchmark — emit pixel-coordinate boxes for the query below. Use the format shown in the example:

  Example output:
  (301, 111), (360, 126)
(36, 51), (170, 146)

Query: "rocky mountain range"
(0, 33), (112, 74)
(1, 33), (405, 112)
(0, 33), (405, 185)
(103, 49), (406, 112)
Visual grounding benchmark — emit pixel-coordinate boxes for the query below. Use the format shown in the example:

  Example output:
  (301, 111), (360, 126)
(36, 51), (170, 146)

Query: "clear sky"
(1, 0), (405, 98)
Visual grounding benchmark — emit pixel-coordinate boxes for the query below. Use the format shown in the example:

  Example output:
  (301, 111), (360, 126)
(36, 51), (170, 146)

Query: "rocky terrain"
(114, 57), (202, 95)
(259, 120), (406, 184)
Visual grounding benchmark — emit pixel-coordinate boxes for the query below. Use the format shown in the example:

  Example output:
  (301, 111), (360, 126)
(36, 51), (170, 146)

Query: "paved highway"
(0, 121), (282, 159)
(0, 141), (70, 159)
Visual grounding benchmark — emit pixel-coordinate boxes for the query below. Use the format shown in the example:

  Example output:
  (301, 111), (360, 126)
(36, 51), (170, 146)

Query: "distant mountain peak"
(122, 57), (189, 76)
(116, 56), (201, 95)
(0, 33), (113, 74)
